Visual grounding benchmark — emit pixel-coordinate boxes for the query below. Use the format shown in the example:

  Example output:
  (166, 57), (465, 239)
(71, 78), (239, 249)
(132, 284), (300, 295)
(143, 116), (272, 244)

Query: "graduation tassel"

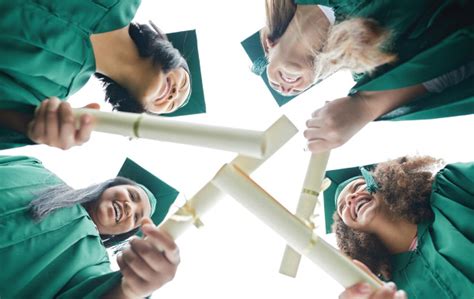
(360, 167), (378, 194)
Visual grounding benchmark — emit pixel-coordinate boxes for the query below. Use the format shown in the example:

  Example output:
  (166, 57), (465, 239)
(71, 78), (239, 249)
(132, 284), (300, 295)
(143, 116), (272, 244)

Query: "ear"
(260, 29), (275, 55)
(83, 103), (101, 110)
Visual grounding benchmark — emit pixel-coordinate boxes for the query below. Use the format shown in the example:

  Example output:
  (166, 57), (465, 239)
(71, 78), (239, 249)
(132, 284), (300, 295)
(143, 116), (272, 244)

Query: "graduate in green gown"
(322, 156), (474, 299)
(0, 0), (205, 150)
(242, 0), (474, 152)
(0, 156), (182, 298)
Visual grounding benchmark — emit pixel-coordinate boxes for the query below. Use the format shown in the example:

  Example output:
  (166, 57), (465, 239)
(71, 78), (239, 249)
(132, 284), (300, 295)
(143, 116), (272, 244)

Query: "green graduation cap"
(241, 30), (301, 107)
(117, 158), (179, 226)
(165, 29), (206, 117)
(323, 163), (377, 234)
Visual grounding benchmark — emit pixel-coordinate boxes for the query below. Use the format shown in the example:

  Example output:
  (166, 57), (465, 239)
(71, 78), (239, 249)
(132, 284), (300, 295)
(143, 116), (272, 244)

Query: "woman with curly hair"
(244, 0), (474, 152)
(0, 0), (204, 150)
(0, 156), (181, 298)
(325, 156), (474, 298)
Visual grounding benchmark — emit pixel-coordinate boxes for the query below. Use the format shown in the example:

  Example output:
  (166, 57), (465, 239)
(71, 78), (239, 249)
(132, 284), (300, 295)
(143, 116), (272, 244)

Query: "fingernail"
(394, 290), (406, 299)
(385, 282), (396, 291)
(83, 115), (91, 124)
(357, 283), (371, 294)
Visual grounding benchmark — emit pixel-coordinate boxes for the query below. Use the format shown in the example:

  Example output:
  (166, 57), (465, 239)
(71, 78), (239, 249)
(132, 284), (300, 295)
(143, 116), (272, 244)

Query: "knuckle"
(122, 251), (136, 265)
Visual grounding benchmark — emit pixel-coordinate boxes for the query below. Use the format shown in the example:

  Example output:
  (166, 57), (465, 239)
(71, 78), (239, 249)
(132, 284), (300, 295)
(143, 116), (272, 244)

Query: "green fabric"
(244, 0), (474, 119)
(390, 163), (474, 298)
(297, 0), (474, 120)
(0, 156), (121, 298)
(117, 158), (179, 226)
(0, 0), (140, 150)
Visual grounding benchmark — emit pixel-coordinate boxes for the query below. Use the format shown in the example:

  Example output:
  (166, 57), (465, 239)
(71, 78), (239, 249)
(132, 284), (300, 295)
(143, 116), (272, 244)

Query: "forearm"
(356, 84), (427, 119)
(0, 109), (33, 134)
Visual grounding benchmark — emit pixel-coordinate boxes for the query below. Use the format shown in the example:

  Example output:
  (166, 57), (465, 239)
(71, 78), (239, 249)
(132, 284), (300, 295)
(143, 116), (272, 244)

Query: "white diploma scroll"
(74, 108), (268, 158)
(158, 115), (298, 240)
(212, 164), (382, 289)
(279, 152), (331, 277)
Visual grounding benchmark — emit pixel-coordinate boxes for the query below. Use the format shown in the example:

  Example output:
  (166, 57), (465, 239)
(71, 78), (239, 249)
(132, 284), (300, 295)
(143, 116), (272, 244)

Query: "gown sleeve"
(430, 162), (474, 282)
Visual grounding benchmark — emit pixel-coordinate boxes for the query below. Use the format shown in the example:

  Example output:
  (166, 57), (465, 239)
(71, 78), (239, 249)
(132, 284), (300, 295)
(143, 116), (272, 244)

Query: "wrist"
(352, 93), (381, 122)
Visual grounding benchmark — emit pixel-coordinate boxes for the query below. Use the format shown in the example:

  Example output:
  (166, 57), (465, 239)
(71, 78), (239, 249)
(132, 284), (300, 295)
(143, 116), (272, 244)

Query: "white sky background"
(2, 0), (474, 298)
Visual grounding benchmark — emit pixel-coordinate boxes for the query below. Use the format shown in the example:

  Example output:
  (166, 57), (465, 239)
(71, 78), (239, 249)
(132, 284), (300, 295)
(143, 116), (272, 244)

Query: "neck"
(373, 217), (418, 254)
(90, 25), (156, 100)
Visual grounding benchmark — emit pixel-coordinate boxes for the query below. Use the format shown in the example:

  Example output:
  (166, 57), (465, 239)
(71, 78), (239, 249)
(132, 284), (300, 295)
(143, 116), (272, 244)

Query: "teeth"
(113, 202), (121, 223)
(282, 74), (299, 83)
(355, 199), (368, 216)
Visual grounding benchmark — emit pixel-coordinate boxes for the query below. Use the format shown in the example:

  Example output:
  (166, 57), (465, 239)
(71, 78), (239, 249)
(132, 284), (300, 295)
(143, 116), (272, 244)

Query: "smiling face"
(266, 36), (316, 96)
(336, 178), (386, 232)
(87, 184), (152, 235)
(264, 4), (330, 96)
(143, 66), (191, 114)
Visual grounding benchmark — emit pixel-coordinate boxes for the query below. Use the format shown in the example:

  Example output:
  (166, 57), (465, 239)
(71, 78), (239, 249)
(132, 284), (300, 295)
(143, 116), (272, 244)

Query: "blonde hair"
(315, 18), (397, 80)
(263, 0), (397, 81)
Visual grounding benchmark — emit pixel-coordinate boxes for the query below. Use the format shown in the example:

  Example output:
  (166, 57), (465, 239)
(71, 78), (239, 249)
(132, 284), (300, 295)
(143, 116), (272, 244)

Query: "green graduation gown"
(296, 0), (474, 121)
(0, 0), (140, 149)
(0, 156), (121, 298)
(390, 163), (474, 298)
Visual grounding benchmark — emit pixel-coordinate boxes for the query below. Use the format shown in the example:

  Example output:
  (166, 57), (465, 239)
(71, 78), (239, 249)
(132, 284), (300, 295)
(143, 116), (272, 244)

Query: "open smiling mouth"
(353, 197), (372, 220)
(112, 201), (122, 224)
(279, 71), (301, 84)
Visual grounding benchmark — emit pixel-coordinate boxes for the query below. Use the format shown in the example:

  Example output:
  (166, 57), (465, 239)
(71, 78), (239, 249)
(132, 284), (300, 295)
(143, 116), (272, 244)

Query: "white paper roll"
(74, 108), (267, 158)
(212, 164), (382, 289)
(279, 152), (330, 277)
(157, 115), (298, 240)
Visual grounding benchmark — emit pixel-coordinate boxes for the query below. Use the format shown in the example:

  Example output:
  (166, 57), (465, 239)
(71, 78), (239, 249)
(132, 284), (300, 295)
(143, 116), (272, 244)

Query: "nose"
(279, 83), (294, 94)
(166, 86), (177, 101)
(345, 193), (358, 207)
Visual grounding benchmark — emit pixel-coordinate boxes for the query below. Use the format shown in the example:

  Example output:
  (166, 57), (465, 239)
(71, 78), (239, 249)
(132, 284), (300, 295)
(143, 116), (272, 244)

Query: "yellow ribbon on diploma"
(170, 201), (204, 228)
(133, 114), (144, 138)
(301, 178), (332, 254)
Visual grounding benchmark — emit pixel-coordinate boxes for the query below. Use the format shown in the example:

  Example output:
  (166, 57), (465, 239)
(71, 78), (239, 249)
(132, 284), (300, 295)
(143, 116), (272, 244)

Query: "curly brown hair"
(333, 156), (442, 279)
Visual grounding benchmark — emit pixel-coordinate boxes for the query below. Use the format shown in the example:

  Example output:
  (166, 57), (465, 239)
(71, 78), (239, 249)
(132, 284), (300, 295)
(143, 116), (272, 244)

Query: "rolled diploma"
(73, 108), (266, 158)
(158, 115), (299, 240)
(280, 151), (331, 277)
(159, 182), (224, 240)
(212, 164), (382, 289)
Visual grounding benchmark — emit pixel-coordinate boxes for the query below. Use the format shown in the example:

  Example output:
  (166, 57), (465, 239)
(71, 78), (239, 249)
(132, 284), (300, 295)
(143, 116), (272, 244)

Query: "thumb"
(83, 102), (101, 110)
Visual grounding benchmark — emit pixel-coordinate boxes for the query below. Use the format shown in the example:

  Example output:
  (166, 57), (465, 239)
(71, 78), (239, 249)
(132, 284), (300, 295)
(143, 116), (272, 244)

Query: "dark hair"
(95, 22), (190, 113)
(333, 156), (441, 278)
(30, 176), (140, 248)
